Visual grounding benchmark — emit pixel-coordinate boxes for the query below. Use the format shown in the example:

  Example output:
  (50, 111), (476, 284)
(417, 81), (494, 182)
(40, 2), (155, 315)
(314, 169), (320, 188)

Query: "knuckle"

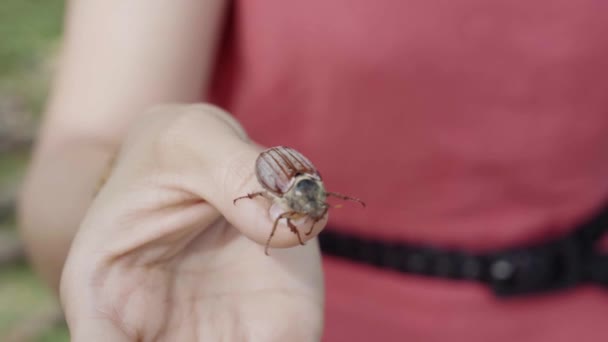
(124, 103), (257, 202)
(139, 104), (212, 152)
(140, 104), (247, 176)
(191, 104), (249, 141)
(151, 103), (243, 152)
(117, 104), (196, 170)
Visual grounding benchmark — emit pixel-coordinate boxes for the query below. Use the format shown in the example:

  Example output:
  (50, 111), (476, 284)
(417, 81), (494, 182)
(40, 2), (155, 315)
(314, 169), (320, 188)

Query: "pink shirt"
(210, 1), (608, 340)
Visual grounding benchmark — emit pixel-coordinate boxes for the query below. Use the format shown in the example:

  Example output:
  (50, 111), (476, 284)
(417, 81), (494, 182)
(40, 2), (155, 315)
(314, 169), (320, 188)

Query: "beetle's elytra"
(234, 146), (365, 255)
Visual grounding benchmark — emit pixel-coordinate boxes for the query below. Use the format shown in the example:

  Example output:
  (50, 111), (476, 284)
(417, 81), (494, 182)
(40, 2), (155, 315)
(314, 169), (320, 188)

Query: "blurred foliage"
(36, 322), (70, 342)
(0, 0), (65, 112)
(0, 263), (58, 333)
(1, 0), (67, 341)
(0, 152), (28, 188)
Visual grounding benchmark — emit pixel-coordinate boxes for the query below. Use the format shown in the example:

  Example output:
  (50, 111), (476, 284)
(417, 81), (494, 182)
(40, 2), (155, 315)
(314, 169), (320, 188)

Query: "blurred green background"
(1, 1), (69, 341)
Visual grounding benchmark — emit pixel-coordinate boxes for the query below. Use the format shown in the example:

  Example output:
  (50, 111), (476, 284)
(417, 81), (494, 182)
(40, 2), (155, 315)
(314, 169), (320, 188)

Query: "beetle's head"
(286, 175), (327, 218)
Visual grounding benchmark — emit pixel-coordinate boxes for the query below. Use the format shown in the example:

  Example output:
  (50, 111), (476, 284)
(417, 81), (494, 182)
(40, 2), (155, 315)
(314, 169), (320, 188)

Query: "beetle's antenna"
(325, 192), (366, 207)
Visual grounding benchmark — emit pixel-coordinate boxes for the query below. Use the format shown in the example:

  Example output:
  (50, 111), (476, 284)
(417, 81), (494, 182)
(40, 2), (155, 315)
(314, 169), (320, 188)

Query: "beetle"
(233, 146), (365, 255)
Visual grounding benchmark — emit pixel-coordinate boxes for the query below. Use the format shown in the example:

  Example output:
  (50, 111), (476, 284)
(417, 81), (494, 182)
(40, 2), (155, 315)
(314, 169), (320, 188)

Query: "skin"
(18, 2), (326, 341)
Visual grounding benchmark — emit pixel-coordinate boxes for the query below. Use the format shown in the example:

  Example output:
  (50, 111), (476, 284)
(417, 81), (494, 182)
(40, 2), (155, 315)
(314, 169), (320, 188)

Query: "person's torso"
(208, 1), (608, 340)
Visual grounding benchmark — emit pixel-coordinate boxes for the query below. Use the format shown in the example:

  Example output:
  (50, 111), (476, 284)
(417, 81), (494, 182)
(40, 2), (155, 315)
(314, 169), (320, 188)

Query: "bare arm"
(18, 0), (228, 292)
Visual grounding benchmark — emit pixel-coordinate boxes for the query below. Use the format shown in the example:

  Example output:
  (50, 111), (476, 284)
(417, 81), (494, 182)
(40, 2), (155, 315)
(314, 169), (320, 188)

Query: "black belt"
(318, 205), (608, 298)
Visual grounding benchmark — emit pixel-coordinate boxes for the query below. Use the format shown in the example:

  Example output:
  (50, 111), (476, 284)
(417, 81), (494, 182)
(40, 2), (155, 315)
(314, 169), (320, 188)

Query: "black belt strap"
(319, 205), (608, 298)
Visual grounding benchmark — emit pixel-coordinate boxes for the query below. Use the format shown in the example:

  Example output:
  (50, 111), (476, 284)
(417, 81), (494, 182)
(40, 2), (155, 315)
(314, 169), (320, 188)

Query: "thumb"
(106, 103), (327, 252)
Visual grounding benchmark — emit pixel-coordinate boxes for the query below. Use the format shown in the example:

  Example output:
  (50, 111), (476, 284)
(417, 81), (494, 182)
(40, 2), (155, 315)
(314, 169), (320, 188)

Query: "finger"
(158, 104), (329, 249)
(108, 103), (328, 251)
(65, 317), (132, 342)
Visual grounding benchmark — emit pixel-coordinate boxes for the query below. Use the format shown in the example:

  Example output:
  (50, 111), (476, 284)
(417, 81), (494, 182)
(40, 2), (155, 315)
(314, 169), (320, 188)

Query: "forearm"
(18, 0), (228, 292)
(43, 0), (226, 143)
(18, 141), (113, 292)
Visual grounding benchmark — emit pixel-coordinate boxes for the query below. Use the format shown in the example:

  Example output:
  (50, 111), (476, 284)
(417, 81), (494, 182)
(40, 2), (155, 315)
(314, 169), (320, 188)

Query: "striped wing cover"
(255, 146), (320, 195)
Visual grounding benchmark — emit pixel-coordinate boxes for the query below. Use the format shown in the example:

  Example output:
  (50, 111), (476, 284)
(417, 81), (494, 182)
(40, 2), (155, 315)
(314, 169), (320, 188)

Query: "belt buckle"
(487, 237), (584, 297)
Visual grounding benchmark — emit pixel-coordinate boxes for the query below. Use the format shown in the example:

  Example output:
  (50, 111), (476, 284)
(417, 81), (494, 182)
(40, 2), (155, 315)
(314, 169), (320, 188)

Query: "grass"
(0, 263), (57, 330)
(0, 0), (65, 112)
(0, 1), (64, 75)
(37, 322), (70, 342)
(0, 152), (28, 187)
(1, 0), (68, 340)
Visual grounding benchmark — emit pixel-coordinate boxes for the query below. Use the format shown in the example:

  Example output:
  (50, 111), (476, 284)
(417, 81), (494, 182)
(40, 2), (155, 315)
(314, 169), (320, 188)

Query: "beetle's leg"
(306, 206), (329, 236)
(325, 192), (366, 207)
(265, 211), (295, 255)
(233, 191), (267, 205)
(286, 218), (305, 245)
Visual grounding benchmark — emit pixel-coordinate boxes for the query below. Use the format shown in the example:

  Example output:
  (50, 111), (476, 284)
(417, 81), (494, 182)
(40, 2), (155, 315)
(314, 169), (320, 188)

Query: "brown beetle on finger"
(234, 146), (365, 255)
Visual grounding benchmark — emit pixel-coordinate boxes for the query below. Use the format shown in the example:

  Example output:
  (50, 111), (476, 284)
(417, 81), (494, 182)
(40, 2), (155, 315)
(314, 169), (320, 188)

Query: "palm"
(58, 106), (328, 341)
(64, 209), (323, 342)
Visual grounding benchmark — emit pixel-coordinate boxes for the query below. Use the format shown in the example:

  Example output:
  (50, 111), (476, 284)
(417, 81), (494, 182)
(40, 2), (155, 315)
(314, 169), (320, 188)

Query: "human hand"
(60, 104), (326, 341)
